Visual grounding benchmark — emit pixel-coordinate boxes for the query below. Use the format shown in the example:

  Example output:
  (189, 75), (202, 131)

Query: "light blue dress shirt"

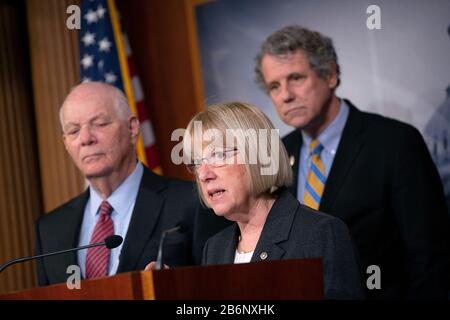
(77, 162), (144, 278)
(297, 100), (349, 203)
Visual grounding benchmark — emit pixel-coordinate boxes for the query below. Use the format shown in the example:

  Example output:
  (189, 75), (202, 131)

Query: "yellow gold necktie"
(303, 139), (326, 210)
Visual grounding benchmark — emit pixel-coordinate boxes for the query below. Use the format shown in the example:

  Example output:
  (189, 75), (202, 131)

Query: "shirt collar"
(301, 99), (349, 155)
(89, 162), (144, 218)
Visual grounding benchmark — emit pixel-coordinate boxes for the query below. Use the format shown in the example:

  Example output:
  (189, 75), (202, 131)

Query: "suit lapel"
(320, 101), (365, 213)
(45, 190), (87, 282)
(251, 191), (298, 262)
(220, 225), (241, 264)
(64, 196), (87, 267)
(117, 168), (166, 272)
(283, 129), (303, 196)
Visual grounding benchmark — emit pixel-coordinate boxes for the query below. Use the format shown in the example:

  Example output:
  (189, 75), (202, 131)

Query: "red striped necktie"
(85, 200), (114, 279)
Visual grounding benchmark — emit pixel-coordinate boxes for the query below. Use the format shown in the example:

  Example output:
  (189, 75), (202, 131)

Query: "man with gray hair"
(35, 82), (229, 285)
(255, 25), (450, 299)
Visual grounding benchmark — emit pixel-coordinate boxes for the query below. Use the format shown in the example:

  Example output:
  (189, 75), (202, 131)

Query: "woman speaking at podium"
(148, 102), (364, 299)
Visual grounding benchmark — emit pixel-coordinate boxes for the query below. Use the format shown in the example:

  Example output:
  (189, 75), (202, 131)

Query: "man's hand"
(144, 261), (169, 271)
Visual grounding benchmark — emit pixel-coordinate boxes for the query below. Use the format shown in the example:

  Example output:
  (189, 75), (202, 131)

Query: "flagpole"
(107, 0), (148, 166)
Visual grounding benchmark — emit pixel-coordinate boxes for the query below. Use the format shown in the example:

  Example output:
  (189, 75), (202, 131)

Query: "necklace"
(237, 235), (255, 254)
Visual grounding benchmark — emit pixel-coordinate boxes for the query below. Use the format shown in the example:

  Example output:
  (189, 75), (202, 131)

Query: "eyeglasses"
(186, 148), (238, 174)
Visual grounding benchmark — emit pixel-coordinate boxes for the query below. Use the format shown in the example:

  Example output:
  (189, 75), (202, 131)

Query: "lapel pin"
(260, 251), (268, 260)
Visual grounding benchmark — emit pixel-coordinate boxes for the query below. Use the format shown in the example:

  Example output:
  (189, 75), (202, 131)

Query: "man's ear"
(327, 62), (338, 89)
(62, 134), (69, 151)
(129, 116), (140, 144)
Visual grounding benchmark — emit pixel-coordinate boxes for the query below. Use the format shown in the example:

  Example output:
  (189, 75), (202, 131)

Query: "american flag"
(79, 0), (161, 173)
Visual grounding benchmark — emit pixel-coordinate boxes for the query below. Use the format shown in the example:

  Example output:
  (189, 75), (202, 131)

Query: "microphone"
(0, 235), (123, 274)
(155, 223), (187, 270)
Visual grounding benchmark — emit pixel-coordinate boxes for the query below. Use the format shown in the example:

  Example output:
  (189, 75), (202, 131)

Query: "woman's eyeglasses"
(186, 148), (238, 174)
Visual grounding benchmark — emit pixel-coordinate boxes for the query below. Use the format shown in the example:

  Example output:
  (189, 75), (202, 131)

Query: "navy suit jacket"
(283, 100), (450, 299)
(35, 166), (231, 285)
(202, 190), (365, 299)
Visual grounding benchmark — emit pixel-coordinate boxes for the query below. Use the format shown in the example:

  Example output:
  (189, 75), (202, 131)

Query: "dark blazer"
(202, 190), (365, 299)
(35, 166), (231, 286)
(283, 100), (450, 299)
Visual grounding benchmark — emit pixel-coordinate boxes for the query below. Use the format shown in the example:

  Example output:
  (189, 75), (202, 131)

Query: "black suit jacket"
(283, 100), (450, 299)
(202, 190), (365, 299)
(35, 166), (231, 285)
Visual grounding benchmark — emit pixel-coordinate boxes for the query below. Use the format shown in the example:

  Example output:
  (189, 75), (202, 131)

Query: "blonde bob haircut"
(183, 102), (292, 206)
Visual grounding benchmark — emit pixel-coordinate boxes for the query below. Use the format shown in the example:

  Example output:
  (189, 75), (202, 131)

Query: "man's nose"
(79, 125), (96, 146)
(281, 84), (295, 103)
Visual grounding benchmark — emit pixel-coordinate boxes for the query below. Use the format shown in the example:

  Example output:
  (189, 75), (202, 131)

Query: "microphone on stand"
(0, 235), (123, 274)
(154, 223), (187, 270)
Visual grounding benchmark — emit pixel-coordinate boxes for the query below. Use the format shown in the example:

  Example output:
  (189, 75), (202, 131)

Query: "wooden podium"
(0, 258), (323, 300)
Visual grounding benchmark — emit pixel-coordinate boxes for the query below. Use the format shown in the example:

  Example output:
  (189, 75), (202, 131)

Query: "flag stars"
(105, 72), (117, 84)
(97, 5), (106, 19)
(99, 37), (112, 52)
(82, 77), (92, 83)
(81, 31), (96, 47)
(81, 54), (94, 69)
(84, 9), (98, 24)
